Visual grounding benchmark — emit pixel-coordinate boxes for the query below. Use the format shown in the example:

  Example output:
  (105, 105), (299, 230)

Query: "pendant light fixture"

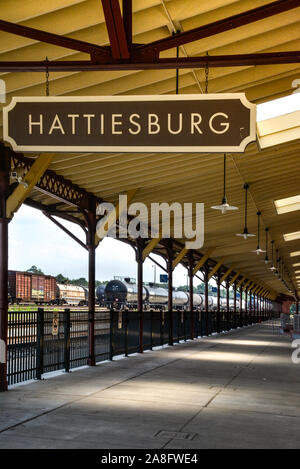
(251, 211), (266, 254)
(236, 183), (255, 239)
(211, 154), (239, 214)
(269, 240), (276, 271)
(263, 228), (270, 263)
(274, 250), (280, 276)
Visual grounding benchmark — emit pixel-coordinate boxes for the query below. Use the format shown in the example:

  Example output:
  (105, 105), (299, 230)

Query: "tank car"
(104, 278), (147, 309)
(96, 284), (106, 306)
(56, 284), (87, 306)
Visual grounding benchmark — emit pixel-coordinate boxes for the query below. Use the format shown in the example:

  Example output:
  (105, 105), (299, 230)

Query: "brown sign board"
(3, 94), (256, 153)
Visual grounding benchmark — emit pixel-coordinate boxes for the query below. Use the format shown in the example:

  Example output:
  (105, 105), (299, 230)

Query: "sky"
(8, 92), (300, 287)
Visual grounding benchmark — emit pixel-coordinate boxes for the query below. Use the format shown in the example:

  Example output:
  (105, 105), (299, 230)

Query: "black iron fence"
(7, 308), (271, 386)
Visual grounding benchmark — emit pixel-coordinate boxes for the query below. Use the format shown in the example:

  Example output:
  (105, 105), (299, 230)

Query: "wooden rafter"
(101, 0), (129, 59)
(135, 0), (300, 57)
(0, 51), (299, 72)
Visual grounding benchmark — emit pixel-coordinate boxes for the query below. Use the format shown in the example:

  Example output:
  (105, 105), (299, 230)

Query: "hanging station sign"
(3, 94), (256, 153)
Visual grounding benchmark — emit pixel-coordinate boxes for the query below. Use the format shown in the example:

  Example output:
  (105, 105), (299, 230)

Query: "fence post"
(63, 309), (70, 372)
(109, 309), (114, 361)
(36, 308), (44, 380)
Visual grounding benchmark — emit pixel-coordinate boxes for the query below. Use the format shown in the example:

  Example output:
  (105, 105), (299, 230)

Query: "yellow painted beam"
(257, 286), (265, 295)
(6, 154), (54, 218)
(245, 281), (254, 292)
(220, 266), (234, 284)
(229, 271), (240, 287)
(142, 236), (162, 261)
(236, 276), (246, 290)
(253, 284), (262, 294)
(241, 279), (251, 292)
(193, 247), (215, 276)
(172, 247), (189, 270)
(249, 283), (258, 293)
(208, 257), (226, 281)
(96, 188), (138, 245)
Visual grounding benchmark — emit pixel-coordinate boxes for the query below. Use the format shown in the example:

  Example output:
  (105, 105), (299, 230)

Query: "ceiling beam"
(172, 247), (189, 270)
(43, 212), (88, 251)
(229, 271), (240, 287)
(208, 257), (226, 281)
(135, 0), (300, 56)
(101, 0), (129, 59)
(6, 154), (54, 218)
(220, 266), (234, 284)
(9, 147), (99, 210)
(236, 276), (247, 289)
(142, 237), (162, 261)
(193, 247), (216, 275)
(0, 19), (109, 59)
(1, 51), (299, 72)
(122, 0), (132, 49)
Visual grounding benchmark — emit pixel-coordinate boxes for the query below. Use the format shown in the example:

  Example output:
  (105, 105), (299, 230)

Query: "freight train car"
(95, 285), (106, 306)
(102, 278), (215, 311)
(56, 284), (87, 306)
(8, 270), (56, 304)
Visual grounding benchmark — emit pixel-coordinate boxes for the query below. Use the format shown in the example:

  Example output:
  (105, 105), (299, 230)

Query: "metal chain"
(205, 51), (209, 94)
(45, 56), (49, 97)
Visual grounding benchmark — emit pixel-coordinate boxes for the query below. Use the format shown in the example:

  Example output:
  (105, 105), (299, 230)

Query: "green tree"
(56, 273), (69, 284)
(26, 265), (44, 274)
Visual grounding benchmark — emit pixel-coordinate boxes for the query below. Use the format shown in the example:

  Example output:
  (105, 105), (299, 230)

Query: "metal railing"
(7, 308), (271, 386)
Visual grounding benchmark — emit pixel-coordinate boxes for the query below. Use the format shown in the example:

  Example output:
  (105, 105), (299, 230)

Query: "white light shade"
(211, 202), (239, 214)
(251, 247), (266, 255)
(236, 228), (255, 239)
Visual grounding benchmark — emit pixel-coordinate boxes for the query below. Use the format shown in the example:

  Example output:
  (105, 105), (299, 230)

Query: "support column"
(188, 252), (194, 339)
(233, 281), (237, 329)
(0, 147), (10, 391)
(245, 288), (248, 325)
(256, 294), (258, 322)
(239, 286), (243, 327)
(259, 295), (262, 321)
(136, 238), (144, 353)
(249, 290), (252, 323)
(204, 265), (209, 336)
(217, 273), (221, 333)
(226, 279), (230, 330)
(86, 207), (96, 366)
(166, 241), (173, 346)
(296, 299), (299, 315)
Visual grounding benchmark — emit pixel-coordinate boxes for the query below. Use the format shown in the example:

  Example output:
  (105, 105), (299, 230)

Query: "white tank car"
(193, 293), (203, 309)
(184, 293), (204, 310)
(56, 284), (86, 306)
(173, 290), (189, 308)
(146, 286), (168, 305)
(202, 295), (214, 310)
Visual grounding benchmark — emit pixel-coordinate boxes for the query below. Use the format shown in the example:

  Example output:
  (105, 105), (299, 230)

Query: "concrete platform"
(0, 322), (299, 449)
